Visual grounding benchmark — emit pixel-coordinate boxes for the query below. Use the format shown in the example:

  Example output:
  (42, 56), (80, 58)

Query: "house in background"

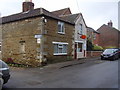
(97, 21), (120, 48)
(1, 0), (74, 66)
(87, 27), (100, 46)
(52, 8), (72, 17)
(52, 8), (87, 59)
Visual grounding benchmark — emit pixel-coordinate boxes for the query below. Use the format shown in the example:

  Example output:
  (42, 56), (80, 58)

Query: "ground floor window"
(53, 42), (68, 55)
(77, 43), (83, 52)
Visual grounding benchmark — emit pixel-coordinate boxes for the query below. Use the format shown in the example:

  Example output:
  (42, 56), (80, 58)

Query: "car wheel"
(112, 56), (115, 61)
(101, 57), (104, 60)
(0, 78), (3, 90)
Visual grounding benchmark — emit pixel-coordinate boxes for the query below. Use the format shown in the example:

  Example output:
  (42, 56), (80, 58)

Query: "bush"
(104, 46), (117, 49)
(87, 39), (94, 51)
(93, 45), (103, 51)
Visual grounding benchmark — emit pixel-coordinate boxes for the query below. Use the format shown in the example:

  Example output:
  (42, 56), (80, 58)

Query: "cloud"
(0, 0), (118, 29)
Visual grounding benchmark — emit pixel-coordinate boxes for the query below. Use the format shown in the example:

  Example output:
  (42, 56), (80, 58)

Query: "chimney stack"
(108, 20), (113, 27)
(22, 0), (34, 12)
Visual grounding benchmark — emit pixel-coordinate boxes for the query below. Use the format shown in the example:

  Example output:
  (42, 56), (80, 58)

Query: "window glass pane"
(63, 44), (67, 53)
(78, 43), (82, 52)
(58, 21), (64, 33)
(58, 24), (61, 32)
(59, 48), (63, 53)
(62, 23), (64, 33)
(79, 24), (82, 34)
(54, 44), (58, 53)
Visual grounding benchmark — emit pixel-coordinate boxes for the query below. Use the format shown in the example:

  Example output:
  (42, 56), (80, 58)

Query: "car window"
(103, 49), (117, 54)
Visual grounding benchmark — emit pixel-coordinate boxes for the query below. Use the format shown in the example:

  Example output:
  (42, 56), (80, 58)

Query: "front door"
(74, 43), (77, 59)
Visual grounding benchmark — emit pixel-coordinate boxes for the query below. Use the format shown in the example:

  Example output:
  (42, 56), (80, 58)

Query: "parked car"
(0, 60), (10, 88)
(101, 48), (119, 60)
(118, 48), (120, 57)
(0, 73), (3, 90)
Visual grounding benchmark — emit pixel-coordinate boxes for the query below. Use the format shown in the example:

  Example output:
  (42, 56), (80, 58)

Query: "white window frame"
(53, 42), (68, 55)
(58, 21), (65, 34)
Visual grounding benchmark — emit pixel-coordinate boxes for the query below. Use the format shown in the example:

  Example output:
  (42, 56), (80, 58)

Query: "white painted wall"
(74, 14), (87, 59)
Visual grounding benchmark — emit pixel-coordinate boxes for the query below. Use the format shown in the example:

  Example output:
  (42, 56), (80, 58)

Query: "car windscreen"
(103, 49), (117, 54)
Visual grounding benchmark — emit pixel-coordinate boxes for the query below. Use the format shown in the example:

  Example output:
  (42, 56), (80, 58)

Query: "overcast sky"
(0, 0), (119, 30)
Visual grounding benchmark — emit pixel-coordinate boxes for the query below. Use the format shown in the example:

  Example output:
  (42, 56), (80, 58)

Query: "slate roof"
(87, 27), (100, 34)
(1, 8), (74, 25)
(52, 8), (71, 16)
(60, 13), (80, 23)
(97, 24), (119, 33)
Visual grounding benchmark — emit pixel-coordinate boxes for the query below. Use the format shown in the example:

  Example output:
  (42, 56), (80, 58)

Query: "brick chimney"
(108, 20), (113, 27)
(22, 0), (34, 12)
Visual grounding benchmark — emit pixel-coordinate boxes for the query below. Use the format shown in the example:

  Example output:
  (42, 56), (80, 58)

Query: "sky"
(0, 0), (119, 30)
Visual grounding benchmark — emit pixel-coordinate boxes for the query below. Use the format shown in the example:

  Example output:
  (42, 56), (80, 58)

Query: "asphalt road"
(2, 58), (119, 88)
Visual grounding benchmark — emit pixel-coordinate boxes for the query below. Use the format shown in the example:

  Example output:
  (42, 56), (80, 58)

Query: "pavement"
(9, 57), (101, 74)
(4, 57), (118, 88)
(37, 57), (101, 72)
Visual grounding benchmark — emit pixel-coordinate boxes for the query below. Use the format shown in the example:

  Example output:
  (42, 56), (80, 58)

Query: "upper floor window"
(79, 24), (83, 34)
(58, 21), (65, 34)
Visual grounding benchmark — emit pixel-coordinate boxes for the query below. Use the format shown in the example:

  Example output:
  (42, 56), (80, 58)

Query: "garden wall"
(87, 51), (103, 58)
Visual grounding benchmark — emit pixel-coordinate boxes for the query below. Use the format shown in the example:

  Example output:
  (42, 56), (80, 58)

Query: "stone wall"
(2, 16), (74, 66)
(2, 17), (42, 66)
(43, 17), (74, 63)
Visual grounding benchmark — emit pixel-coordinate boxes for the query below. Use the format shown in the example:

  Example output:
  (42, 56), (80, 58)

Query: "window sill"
(54, 53), (67, 55)
(58, 32), (65, 35)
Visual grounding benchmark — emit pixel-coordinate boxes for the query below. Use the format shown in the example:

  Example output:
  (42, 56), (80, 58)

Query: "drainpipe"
(40, 16), (47, 64)
(40, 17), (44, 63)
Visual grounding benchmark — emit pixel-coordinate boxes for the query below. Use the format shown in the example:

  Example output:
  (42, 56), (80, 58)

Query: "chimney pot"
(108, 20), (113, 27)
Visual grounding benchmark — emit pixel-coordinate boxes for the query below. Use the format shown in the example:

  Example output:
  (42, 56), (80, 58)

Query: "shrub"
(87, 39), (94, 51)
(6, 58), (14, 64)
(104, 46), (117, 49)
(93, 45), (103, 51)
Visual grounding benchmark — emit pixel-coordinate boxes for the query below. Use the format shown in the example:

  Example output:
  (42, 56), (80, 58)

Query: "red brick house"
(97, 21), (120, 48)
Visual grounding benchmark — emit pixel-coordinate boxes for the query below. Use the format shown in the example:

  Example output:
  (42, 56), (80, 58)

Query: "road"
(3, 58), (119, 88)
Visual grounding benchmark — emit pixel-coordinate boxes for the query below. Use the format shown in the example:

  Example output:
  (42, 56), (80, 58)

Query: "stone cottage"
(1, 1), (74, 66)
(52, 8), (87, 59)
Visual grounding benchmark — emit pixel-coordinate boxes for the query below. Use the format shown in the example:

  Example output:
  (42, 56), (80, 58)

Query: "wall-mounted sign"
(37, 38), (41, 44)
(80, 35), (86, 39)
(35, 35), (42, 38)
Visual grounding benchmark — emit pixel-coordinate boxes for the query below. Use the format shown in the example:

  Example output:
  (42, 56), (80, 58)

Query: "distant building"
(97, 21), (120, 48)
(87, 27), (100, 46)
